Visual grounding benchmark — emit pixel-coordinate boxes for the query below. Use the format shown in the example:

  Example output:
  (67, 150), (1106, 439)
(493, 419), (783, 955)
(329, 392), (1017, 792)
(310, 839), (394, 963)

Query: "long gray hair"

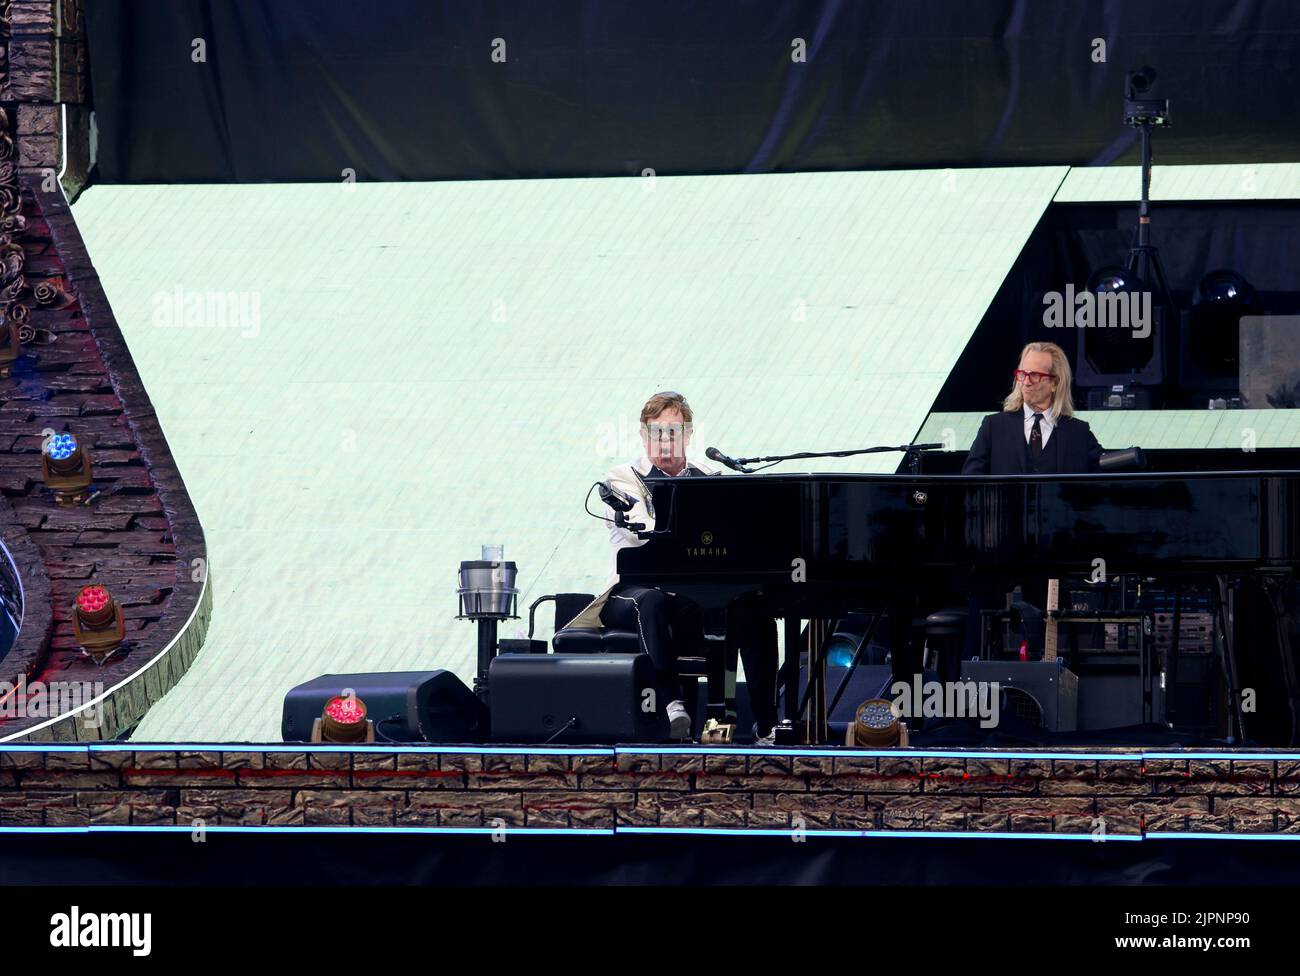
(1002, 341), (1074, 416)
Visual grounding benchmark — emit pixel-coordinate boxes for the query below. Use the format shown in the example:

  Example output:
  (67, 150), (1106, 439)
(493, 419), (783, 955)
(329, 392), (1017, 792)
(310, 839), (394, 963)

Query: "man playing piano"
(961, 341), (1104, 475)
(564, 391), (781, 744)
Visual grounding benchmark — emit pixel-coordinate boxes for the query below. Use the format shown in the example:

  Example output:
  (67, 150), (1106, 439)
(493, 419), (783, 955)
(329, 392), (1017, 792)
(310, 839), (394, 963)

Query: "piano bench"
(924, 606), (968, 683)
(551, 628), (734, 724)
(551, 629), (721, 677)
(551, 627), (642, 654)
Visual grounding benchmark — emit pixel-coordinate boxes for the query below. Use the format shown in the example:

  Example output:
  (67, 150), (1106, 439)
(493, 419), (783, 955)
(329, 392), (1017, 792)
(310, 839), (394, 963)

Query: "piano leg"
(1216, 575), (1247, 742)
(1217, 573), (1300, 746)
(703, 636), (735, 725)
(1259, 576), (1300, 747)
(888, 593), (923, 723)
(809, 619), (829, 743)
(782, 615), (802, 726)
(793, 618), (835, 744)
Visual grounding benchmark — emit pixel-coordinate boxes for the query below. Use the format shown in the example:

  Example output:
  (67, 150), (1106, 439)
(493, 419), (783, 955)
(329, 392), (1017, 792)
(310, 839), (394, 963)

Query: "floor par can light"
(71, 584), (126, 664)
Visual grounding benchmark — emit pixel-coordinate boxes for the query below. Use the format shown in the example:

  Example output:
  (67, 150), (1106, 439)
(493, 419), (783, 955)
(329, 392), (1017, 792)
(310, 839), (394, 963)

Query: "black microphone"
(705, 446), (748, 473)
(597, 481), (646, 532)
(597, 481), (635, 513)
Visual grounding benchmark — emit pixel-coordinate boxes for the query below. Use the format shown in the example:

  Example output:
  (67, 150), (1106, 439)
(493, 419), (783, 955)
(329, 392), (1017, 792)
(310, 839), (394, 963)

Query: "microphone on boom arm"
(705, 446), (753, 473)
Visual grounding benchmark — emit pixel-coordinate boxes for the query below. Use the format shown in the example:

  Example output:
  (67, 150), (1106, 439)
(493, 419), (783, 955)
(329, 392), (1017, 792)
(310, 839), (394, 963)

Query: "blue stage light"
(41, 431), (94, 504)
(826, 638), (856, 669)
(46, 433), (78, 461)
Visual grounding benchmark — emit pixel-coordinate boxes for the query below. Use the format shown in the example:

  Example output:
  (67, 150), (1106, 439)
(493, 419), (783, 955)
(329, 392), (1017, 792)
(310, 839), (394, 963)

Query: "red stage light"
(77, 586), (110, 615)
(324, 695), (365, 724)
(71, 584), (126, 664)
(318, 694), (372, 743)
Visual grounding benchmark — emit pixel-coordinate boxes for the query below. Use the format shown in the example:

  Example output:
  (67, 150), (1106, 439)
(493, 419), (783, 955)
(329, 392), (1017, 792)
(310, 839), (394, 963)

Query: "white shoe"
(753, 722), (776, 746)
(667, 700), (692, 739)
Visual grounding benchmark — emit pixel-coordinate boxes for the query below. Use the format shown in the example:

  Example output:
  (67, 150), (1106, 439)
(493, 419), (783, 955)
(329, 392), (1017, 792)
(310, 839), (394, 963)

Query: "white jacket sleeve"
(602, 462), (653, 587)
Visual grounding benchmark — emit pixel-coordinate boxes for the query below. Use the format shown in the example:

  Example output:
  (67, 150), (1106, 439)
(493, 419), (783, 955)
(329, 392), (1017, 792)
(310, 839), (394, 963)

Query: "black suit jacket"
(960, 410), (1103, 475)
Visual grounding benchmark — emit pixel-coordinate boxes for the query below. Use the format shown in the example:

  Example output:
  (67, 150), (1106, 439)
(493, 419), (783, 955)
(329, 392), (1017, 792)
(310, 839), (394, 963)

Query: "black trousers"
(600, 583), (703, 702)
(600, 584), (782, 735)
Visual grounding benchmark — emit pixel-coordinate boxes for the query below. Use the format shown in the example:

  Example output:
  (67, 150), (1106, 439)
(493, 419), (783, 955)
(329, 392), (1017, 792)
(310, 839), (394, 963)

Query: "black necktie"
(1029, 413), (1043, 462)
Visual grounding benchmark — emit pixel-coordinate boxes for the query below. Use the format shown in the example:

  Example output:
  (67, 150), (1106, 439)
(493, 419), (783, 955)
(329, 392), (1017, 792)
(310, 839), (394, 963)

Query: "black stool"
(924, 606), (968, 683)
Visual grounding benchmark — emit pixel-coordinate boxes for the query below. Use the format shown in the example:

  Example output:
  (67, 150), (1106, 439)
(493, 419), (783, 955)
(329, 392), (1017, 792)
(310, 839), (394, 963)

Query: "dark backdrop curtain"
(84, 0), (1300, 183)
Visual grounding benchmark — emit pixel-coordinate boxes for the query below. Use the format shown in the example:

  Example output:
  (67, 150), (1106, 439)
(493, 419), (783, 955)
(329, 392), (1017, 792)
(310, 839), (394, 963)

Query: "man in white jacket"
(565, 391), (779, 743)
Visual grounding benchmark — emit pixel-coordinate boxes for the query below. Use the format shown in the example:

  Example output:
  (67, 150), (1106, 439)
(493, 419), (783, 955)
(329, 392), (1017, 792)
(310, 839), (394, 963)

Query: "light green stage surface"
(73, 168), (1066, 741)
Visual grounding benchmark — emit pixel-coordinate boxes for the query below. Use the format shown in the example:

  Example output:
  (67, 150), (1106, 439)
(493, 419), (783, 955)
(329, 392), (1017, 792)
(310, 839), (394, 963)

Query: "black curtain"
(84, 0), (1300, 183)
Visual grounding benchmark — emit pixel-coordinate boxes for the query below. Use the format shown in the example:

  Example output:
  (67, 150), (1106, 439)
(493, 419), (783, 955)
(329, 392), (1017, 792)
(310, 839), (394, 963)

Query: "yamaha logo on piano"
(687, 530), (727, 557)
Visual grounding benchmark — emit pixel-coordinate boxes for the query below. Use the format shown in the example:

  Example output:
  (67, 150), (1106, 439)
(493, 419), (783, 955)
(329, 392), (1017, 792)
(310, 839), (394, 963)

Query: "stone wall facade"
(0, 179), (212, 740)
(2, 0), (90, 196)
(2, 745), (1296, 837)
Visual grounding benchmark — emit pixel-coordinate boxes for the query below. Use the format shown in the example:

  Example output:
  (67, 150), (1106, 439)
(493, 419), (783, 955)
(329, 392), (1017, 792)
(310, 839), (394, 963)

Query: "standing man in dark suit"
(959, 341), (1105, 665)
(961, 341), (1104, 475)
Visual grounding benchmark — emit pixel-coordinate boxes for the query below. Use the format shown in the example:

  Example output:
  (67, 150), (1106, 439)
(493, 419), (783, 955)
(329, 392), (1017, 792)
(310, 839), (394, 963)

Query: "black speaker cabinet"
(282, 670), (486, 743)
(960, 660), (1078, 732)
(489, 652), (667, 744)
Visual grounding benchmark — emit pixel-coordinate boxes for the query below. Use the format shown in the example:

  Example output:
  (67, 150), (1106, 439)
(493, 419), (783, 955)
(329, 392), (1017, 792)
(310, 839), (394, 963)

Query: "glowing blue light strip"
(0, 743), (1291, 762)
(0, 824), (1288, 841)
(0, 825), (614, 836)
(860, 829), (1142, 842)
(1146, 832), (1300, 841)
(0, 827), (89, 834)
(83, 743), (615, 755)
(616, 827), (1140, 841)
(5, 743), (1292, 761)
(618, 827), (865, 838)
(619, 746), (1143, 761)
(1142, 752), (1300, 761)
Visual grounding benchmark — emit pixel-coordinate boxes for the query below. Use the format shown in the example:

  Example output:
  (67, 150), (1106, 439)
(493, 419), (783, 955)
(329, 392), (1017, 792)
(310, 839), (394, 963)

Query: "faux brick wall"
(0, 3), (206, 739)
(0, 181), (211, 740)
(3, 747), (1298, 836)
(2, 0), (91, 193)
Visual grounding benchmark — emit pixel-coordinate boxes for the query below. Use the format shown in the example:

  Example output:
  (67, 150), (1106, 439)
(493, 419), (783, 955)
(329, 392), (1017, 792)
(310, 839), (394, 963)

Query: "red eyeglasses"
(1013, 370), (1055, 384)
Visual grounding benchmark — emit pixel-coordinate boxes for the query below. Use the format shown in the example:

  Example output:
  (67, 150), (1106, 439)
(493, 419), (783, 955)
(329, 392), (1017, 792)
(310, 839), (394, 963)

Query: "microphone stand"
(732, 442), (945, 475)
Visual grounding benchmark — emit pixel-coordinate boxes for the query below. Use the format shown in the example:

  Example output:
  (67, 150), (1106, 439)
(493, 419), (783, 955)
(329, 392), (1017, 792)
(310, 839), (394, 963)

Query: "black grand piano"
(618, 468), (1300, 745)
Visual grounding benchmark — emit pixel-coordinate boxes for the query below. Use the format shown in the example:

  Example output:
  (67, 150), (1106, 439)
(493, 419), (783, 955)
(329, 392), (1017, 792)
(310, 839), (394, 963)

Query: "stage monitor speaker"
(489, 652), (667, 744)
(960, 660), (1078, 732)
(282, 671), (486, 743)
